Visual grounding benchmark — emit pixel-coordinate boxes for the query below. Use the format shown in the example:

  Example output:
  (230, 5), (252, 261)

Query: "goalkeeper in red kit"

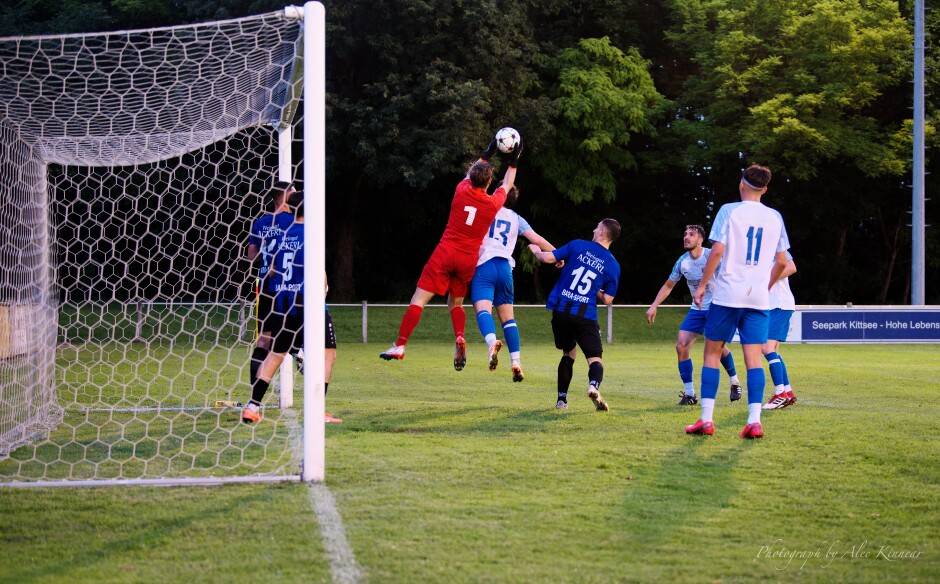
(380, 134), (523, 370)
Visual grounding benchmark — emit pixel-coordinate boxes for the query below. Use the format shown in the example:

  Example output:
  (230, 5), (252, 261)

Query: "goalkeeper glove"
(480, 137), (498, 162)
(507, 135), (523, 168)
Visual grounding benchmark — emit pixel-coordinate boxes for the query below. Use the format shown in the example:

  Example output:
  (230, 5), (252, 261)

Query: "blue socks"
(720, 351), (737, 377)
(476, 310), (497, 344)
(700, 366), (720, 400)
(764, 351), (784, 387)
(746, 367), (765, 405)
(502, 319), (521, 355)
(678, 359), (695, 396)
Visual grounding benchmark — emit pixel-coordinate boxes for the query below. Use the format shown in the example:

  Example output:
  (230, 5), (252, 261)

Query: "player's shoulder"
(675, 250), (692, 263)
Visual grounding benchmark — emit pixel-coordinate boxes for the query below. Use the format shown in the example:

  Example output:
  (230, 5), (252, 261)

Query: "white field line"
(282, 407), (362, 583)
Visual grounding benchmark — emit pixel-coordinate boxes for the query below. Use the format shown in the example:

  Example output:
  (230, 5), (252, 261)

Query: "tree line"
(4, 0), (938, 305)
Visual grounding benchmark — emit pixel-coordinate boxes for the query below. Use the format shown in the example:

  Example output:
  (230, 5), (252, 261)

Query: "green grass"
(1, 322), (938, 582)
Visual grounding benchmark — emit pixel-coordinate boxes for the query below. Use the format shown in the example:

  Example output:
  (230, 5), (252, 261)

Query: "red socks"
(450, 306), (466, 339)
(397, 304), (423, 345)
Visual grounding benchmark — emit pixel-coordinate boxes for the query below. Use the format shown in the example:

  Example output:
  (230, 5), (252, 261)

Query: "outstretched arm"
(646, 279), (677, 324)
(528, 243), (557, 264)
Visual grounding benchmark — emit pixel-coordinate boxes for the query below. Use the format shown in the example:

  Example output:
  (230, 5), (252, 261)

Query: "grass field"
(1, 307), (938, 583)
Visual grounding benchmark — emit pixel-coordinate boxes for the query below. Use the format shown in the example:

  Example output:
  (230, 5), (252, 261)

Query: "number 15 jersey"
(546, 240), (620, 321)
(708, 200), (789, 310)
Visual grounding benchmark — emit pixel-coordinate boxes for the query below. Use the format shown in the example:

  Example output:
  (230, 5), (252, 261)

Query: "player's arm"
(521, 228), (564, 268)
(527, 243), (557, 264)
(693, 242), (723, 307)
(646, 279), (677, 325)
(499, 136), (522, 192)
(774, 258), (797, 283)
(247, 243), (259, 263)
(767, 251), (789, 290)
(597, 290), (615, 306)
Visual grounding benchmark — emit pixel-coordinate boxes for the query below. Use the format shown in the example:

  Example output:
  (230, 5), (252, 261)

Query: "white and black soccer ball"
(495, 127), (521, 153)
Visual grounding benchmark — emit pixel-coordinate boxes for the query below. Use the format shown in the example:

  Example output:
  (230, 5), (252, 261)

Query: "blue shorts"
(768, 309), (794, 342)
(470, 257), (514, 306)
(705, 304), (770, 345)
(679, 308), (708, 334)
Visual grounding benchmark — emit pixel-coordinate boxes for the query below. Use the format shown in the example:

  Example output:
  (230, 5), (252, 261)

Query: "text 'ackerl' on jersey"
(250, 211), (295, 286)
(270, 222), (304, 316)
(708, 201), (789, 310)
(545, 240), (621, 322)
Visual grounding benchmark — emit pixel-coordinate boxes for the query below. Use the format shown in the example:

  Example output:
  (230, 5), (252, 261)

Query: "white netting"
(0, 11), (306, 482)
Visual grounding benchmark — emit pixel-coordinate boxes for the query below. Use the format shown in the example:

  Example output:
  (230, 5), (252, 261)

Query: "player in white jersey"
(686, 164), (790, 439)
(646, 225), (742, 405)
(762, 251), (798, 410)
(470, 186), (557, 381)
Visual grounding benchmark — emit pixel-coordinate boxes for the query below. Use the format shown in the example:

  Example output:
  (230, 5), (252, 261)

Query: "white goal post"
(0, 3), (326, 486)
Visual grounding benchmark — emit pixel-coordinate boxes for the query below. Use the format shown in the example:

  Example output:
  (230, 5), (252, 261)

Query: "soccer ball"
(495, 127), (521, 153)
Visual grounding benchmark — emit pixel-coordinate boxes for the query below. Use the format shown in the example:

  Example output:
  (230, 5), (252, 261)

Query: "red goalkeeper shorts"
(417, 243), (477, 298)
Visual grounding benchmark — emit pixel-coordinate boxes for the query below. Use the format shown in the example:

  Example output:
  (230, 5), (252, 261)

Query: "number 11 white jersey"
(709, 200), (789, 310)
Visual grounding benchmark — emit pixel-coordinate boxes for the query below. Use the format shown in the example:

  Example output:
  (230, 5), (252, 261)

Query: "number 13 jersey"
(708, 200), (789, 310)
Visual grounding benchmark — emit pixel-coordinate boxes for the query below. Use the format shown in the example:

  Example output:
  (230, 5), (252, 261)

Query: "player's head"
(270, 180), (295, 208)
(594, 218), (621, 244)
(683, 224), (705, 249)
(468, 160), (494, 189)
(287, 191), (304, 218)
(503, 185), (520, 209)
(741, 164), (771, 194)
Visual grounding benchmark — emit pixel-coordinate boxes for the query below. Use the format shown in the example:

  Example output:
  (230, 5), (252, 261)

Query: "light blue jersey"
(669, 248), (715, 310)
(709, 201), (789, 310)
(477, 208), (532, 268)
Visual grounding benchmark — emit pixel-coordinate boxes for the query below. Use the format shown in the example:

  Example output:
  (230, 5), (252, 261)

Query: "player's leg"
(448, 293), (468, 371)
(762, 309), (795, 409)
(738, 309), (771, 438)
(244, 315), (293, 423)
(720, 346), (743, 402)
(324, 309), (342, 423)
(251, 288), (274, 385)
(496, 303), (523, 381)
(471, 263), (501, 370)
(676, 318), (699, 404)
(576, 318), (608, 412)
(686, 304), (735, 435)
(380, 286), (435, 360)
(551, 311), (577, 410)
(492, 262), (517, 377)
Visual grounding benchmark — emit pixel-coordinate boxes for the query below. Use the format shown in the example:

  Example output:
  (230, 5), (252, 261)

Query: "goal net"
(0, 8), (314, 484)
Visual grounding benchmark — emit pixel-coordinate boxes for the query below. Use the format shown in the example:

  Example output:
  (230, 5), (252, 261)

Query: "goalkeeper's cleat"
(453, 335), (467, 371)
(324, 413), (343, 423)
(729, 382), (743, 402)
(587, 386), (609, 411)
(555, 400), (568, 411)
(762, 392), (789, 410)
(294, 347), (305, 376)
(685, 418), (714, 435)
(784, 390), (797, 407)
(241, 406), (261, 424)
(380, 344), (405, 361)
(740, 422), (764, 439)
(511, 361), (524, 382)
(677, 392), (698, 406)
(487, 340), (502, 372)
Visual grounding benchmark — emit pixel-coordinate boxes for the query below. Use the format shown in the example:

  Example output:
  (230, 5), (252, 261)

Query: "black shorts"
(269, 308), (337, 353)
(256, 290), (276, 333)
(551, 310), (603, 359)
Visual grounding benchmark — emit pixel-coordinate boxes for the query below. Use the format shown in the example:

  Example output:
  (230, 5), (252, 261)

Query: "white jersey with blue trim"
(709, 200), (789, 310)
(477, 207), (531, 268)
(669, 248), (716, 311)
(769, 251), (796, 310)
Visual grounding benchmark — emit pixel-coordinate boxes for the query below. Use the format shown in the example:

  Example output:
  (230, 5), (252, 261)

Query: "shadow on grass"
(617, 438), (748, 551)
(339, 404), (570, 437)
(5, 487), (275, 582)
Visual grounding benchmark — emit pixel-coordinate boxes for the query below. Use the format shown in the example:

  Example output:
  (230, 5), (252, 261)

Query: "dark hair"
(685, 224), (706, 239)
(601, 218), (621, 243)
(468, 161), (494, 189)
(270, 180), (294, 205)
(742, 164), (772, 189)
(504, 186), (520, 209)
(287, 190), (304, 218)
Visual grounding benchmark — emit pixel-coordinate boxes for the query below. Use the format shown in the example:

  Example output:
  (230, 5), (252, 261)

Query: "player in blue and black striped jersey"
(243, 192), (341, 424)
(246, 180), (295, 389)
(529, 219), (622, 412)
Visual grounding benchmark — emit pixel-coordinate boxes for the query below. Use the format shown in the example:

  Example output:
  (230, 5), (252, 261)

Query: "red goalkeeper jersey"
(438, 178), (507, 252)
